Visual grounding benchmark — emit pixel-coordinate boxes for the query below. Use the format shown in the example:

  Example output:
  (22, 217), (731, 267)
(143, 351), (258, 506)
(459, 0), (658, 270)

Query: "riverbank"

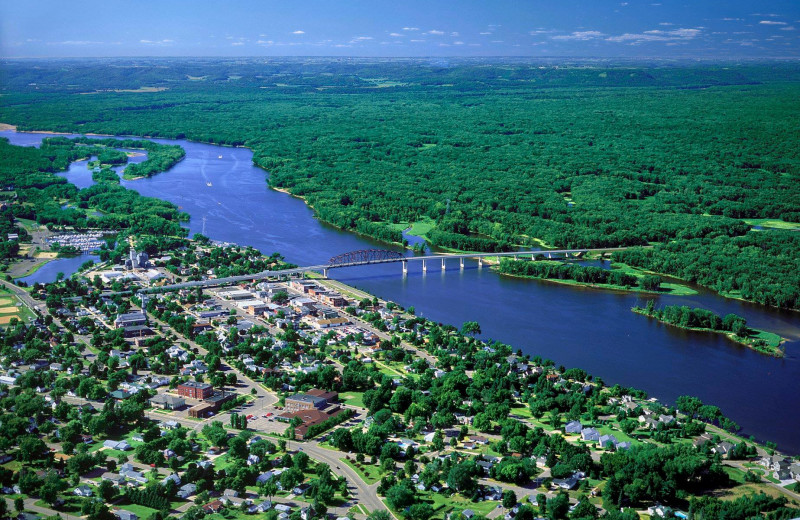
(631, 306), (785, 357)
(492, 259), (698, 296)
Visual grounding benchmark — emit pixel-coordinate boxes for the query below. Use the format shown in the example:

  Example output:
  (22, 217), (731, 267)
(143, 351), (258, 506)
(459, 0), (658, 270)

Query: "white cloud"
(257, 40), (274, 45)
(606, 27), (701, 43)
(759, 20), (787, 25)
(530, 29), (557, 35)
(292, 30), (305, 35)
(780, 26), (796, 31)
(552, 31), (605, 41)
(658, 22), (674, 26)
(410, 39), (425, 43)
(402, 27), (419, 31)
(52, 40), (105, 45)
(349, 36), (373, 44)
(451, 32), (459, 36)
(389, 32), (402, 37)
(140, 39), (174, 45)
(479, 32), (492, 35)
(722, 17), (743, 21)
(453, 41), (464, 45)
(491, 40), (504, 43)
(231, 42), (244, 46)
(427, 30), (445, 35)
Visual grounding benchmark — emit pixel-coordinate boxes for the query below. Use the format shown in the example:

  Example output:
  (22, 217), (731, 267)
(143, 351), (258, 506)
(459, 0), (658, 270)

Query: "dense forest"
(1, 59), (798, 308)
(0, 137), (189, 241)
(497, 258), (640, 288)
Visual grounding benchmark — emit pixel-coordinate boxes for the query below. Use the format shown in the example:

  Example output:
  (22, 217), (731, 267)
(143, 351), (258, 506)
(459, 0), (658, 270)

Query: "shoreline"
(493, 265), (699, 297)
(631, 307), (786, 357)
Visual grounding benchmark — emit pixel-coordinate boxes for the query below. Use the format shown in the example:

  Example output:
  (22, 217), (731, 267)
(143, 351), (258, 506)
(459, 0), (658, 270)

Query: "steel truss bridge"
(137, 247), (633, 295)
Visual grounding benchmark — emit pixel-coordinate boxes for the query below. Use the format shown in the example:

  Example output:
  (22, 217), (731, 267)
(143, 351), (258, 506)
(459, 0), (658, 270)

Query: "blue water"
(4, 129), (799, 454)
(18, 254), (100, 285)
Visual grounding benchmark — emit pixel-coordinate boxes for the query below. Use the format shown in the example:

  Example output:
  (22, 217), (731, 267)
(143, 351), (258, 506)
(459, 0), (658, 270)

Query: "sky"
(2, 0), (799, 59)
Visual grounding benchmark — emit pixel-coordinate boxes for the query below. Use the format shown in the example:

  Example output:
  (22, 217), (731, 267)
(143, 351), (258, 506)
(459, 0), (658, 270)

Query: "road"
(0, 278), (45, 316)
(288, 440), (392, 518)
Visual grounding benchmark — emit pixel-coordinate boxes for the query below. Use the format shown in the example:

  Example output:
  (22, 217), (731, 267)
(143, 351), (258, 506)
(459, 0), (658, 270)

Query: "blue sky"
(2, 0), (799, 58)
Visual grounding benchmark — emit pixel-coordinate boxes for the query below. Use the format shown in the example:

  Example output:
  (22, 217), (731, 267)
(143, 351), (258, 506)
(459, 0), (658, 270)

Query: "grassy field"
(338, 391), (365, 409)
(743, 218), (800, 230)
(388, 218), (436, 241)
(0, 286), (33, 325)
(341, 457), (383, 485)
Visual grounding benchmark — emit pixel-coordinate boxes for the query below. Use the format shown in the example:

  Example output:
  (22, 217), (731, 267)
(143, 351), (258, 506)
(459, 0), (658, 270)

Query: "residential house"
(203, 500), (224, 513)
(74, 485), (93, 497)
(177, 483), (197, 499)
(103, 440), (131, 451)
(599, 434), (618, 449)
(565, 421), (583, 434)
(248, 501), (273, 514)
(162, 473), (181, 486)
(114, 510), (138, 520)
(101, 472), (126, 486)
(581, 428), (600, 442)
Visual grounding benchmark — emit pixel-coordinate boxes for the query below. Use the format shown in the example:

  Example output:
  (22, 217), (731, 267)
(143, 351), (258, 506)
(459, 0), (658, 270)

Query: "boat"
(206, 181), (212, 187)
(218, 155), (222, 159)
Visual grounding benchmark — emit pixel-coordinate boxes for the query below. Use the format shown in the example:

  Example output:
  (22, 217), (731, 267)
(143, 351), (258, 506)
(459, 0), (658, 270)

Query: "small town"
(0, 237), (798, 520)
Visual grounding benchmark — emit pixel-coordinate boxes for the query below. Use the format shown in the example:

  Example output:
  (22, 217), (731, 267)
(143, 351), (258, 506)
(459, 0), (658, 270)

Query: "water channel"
(3, 129), (799, 453)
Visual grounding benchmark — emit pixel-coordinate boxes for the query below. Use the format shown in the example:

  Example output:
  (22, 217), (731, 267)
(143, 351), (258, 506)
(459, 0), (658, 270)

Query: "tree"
(18, 436), (47, 462)
(98, 479), (117, 502)
(14, 497), (23, 513)
(385, 482), (416, 510)
(460, 321), (481, 336)
(503, 490), (517, 508)
(547, 493), (570, 520)
(271, 291), (290, 304)
(408, 503), (434, 520)
(640, 275), (662, 291)
(570, 497), (598, 519)
(367, 511), (392, 520)
(446, 460), (480, 496)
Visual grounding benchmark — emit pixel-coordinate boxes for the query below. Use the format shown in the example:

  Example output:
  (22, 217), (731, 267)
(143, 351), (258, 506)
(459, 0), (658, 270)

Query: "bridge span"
(138, 246), (632, 295)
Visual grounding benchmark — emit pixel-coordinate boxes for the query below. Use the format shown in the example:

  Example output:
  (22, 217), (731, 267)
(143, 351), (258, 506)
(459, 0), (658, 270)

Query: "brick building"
(177, 381), (214, 400)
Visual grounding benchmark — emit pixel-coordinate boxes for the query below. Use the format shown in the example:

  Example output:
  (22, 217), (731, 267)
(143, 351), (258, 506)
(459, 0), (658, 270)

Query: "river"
(4, 129), (799, 454)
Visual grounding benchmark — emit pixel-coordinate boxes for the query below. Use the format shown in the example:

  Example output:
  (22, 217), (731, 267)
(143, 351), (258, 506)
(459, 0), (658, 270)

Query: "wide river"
(4, 130), (799, 453)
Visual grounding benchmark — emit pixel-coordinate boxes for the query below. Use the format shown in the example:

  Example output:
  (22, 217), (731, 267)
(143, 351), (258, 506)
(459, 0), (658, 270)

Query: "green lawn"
(743, 218), (800, 230)
(427, 491), (498, 517)
(339, 392), (365, 409)
(341, 457), (383, 485)
(387, 218), (436, 241)
(118, 504), (160, 518)
(35, 495), (84, 513)
(723, 465), (748, 484)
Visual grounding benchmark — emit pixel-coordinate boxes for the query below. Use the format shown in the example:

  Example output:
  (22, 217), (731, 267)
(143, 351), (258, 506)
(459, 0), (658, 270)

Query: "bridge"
(138, 246), (632, 295)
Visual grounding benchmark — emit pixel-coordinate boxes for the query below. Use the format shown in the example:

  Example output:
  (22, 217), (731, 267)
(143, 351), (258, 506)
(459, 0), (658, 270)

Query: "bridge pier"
(547, 252), (552, 259)
(478, 258), (483, 268)
(402, 261), (408, 276)
(441, 258), (446, 270)
(460, 258), (464, 270)
(322, 268), (328, 278)
(422, 259), (427, 272)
